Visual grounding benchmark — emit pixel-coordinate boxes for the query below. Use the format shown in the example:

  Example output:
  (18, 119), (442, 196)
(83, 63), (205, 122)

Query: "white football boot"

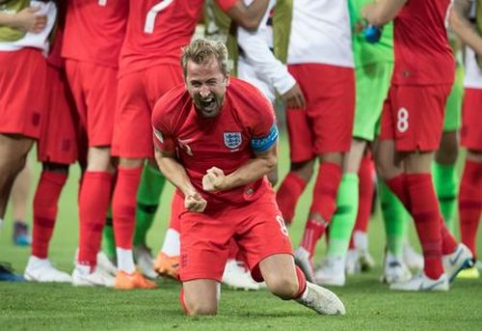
(315, 256), (346, 287)
(380, 252), (412, 284)
(24, 256), (72, 283)
(133, 245), (157, 279)
(96, 251), (117, 276)
(72, 265), (115, 287)
(442, 243), (473, 282)
(389, 272), (449, 292)
(222, 259), (259, 291)
(296, 282), (346, 315)
(403, 243), (424, 270)
(294, 247), (316, 283)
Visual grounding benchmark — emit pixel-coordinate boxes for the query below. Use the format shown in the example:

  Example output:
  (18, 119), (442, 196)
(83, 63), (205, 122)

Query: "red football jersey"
(152, 78), (277, 211)
(119, 0), (236, 76)
(62, 0), (128, 68)
(392, 0), (455, 85)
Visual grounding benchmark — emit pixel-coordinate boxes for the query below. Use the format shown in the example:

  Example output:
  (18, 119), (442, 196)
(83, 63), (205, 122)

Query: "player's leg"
(457, 88), (482, 278)
(155, 191), (183, 279)
(133, 160), (165, 279)
(182, 279), (220, 315)
(258, 253), (345, 315)
(26, 63), (80, 283)
(378, 85), (466, 290)
(433, 60), (464, 233)
(11, 162), (32, 246)
(66, 60), (116, 287)
(26, 162), (71, 283)
(294, 64), (354, 281)
(325, 61), (394, 279)
(316, 139), (363, 286)
(0, 135), (34, 222)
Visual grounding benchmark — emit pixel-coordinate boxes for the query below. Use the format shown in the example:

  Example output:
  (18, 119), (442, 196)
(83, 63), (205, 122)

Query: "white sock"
(75, 264), (92, 276)
(353, 231), (368, 251)
(161, 228), (180, 256)
(116, 247), (136, 273)
(300, 282), (310, 300)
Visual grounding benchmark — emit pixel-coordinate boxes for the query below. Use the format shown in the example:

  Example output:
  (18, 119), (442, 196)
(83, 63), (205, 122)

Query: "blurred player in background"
(24, 2), (81, 283)
(450, 0), (482, 279)
(363, 0), (472, 291)
(0, 0), (55, 281)
(63, 0), (128, 287)
(275, 0), (355, 283)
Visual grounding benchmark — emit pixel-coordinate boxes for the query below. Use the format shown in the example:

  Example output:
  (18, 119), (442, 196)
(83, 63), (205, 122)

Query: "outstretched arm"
(155, 147), (207, 213)
(450, 0), (482, 56)
(362, 0), (406, 26)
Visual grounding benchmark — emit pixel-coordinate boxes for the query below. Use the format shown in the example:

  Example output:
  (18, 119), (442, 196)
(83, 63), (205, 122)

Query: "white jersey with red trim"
(287, 0), (353, 68)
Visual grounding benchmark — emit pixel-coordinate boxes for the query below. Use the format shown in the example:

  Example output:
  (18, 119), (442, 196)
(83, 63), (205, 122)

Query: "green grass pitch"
(1, 132), (482, 331)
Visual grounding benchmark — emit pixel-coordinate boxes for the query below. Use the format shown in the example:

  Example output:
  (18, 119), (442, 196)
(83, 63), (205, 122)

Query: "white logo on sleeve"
(397, 108), (409, 133)
(154, 128), (164, 144)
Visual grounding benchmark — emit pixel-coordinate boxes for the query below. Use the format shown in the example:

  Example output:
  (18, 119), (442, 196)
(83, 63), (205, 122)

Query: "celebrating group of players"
(0, 0), (481, 316)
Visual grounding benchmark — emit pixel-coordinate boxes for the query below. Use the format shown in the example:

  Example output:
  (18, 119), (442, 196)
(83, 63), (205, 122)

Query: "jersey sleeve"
(242, 83), (278, 153)
(216, 0), (238, 13)
(151, 95), (176, 154)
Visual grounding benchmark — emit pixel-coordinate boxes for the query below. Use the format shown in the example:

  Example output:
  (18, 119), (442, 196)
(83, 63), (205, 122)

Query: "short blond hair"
(181, 38), (229, 78)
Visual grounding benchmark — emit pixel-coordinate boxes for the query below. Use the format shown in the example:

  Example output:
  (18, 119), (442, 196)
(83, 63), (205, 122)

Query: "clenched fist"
(202, 167), (226, 192)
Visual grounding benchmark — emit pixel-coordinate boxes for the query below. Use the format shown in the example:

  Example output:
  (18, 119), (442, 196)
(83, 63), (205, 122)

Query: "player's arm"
(362, 0), (407, 26)
(450, 0), (482, 56)
(0, 7), (47, 33)
(155, 146), (207, 213)
(237, 26), (306, 109)
(225, 0), (270, 31)
(203, 125), (278, 192)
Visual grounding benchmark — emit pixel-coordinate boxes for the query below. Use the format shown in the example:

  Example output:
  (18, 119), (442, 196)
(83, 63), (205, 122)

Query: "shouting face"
(185, 58), (229, 119)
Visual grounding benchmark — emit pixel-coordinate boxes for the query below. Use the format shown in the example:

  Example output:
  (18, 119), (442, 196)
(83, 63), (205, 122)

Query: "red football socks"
(458, 160), (482, 258)
(78, 171), (113, 267)
(406, 174), (443, 279)
(354, 153), (375, 233)
(276, 172), (307, 225)
(32, 171), (68, 259)
(113, 167), (142, 250)
(310, 162), (342, 223)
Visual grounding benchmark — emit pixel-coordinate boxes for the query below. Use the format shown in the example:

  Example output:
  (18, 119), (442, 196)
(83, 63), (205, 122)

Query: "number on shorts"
(144, 0), (175, 33)
(276, 216), (289, 237)
(98, 0), (107, 6)
(397, 107), (409, 133)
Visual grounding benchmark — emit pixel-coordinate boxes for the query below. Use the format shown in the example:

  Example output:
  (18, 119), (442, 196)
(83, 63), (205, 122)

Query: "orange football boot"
(114, 271), (157, 290)
(154, 252), (180, 280)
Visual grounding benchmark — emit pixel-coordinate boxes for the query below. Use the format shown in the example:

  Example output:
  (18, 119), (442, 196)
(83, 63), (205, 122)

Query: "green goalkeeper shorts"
(353, 62), (394, 141)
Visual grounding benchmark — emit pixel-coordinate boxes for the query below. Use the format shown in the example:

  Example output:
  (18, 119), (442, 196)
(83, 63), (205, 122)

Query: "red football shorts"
(286, 63), (355, 162)
(461, 88), (482, 151)
(112, 64), (183, 159)
(380, 84), (452, 151)
(65, 59), (117, 147)
(37, 65), (78, 164)
(179, 191), (293, 283)
(0, 48), (46, 138)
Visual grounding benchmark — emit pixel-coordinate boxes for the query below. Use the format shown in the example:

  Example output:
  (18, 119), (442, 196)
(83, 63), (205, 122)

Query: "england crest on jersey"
(224, 132), (242, 149)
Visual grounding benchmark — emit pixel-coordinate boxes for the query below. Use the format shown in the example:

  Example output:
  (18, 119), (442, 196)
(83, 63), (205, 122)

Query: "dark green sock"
(102, 206), (116, 259)
(379, 181), (408, 257)
(133, 163), (166, 247)
(432, 161), (458, 233)
(328, 174), (359, 257)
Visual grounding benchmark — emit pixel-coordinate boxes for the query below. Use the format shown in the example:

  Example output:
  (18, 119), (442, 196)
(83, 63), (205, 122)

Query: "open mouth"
(200, 97), (216, 111)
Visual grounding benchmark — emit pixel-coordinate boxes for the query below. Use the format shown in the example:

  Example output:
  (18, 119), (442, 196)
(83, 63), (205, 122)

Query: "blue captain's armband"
(250, 124), (278, 153)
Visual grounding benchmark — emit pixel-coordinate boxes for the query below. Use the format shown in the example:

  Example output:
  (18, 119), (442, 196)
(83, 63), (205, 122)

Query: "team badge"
(224, 132), (242, 149)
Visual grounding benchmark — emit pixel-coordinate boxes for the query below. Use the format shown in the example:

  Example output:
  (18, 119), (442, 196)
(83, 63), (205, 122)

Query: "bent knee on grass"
(265, 275), (299, 300)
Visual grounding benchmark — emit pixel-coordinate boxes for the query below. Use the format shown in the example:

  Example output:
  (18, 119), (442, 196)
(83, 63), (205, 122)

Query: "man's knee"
(184, 298), (218, 316)
(266, 274), (299, 300)
(290, 160), (315, 182)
